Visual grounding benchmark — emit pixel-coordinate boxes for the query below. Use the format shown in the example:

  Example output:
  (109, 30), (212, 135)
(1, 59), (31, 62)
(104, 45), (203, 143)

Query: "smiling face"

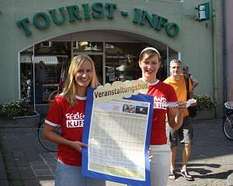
(62, 54), (99, 103)
(139, 53), (161, 83)
(75, 60), (93, 89)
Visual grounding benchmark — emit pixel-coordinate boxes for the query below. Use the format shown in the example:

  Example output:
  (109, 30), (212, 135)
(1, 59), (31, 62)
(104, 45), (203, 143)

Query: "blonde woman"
(43, 54), (105, 186)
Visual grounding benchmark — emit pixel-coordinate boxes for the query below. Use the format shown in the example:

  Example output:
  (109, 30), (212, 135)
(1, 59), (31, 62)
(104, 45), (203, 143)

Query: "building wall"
(225, 0), (233, 100)
(212, 0), (224, 115)
(0, 0), (223, 113)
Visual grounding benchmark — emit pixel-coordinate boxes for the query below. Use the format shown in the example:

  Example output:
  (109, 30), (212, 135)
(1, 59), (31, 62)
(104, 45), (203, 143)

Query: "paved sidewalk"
(167, 119), (233, 186)
(0, 151), (9, 186)
(0, 119), (233, 186)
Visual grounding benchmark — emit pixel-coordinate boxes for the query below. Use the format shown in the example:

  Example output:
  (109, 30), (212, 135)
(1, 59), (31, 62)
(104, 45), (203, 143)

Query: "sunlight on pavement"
(40, 180), (54, 186)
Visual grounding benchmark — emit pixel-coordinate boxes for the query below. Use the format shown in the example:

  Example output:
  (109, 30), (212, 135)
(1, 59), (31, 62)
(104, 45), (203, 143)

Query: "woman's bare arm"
(43, 124), (87, 152)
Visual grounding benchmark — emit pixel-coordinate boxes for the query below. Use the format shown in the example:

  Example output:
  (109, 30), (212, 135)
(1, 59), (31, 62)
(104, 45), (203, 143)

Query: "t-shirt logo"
(154, 97), (167, 110)
(65, 112), (85, 128)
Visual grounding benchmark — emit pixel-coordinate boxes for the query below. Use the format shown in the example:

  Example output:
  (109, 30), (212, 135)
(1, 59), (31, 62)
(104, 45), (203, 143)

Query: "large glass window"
(71, 41), (149, 83)
(72, 41), (104, 84)
(165, 47), (179, 77)
(20, 47), (33, 103)
(34, 41), (71, 104)
(89, 55), (103, 84)
(20, 40), (178, 108)
(72, 41), (103, 53)
(20, 41), (71, 105)
(33, 56), (68, 104)
(105, 42), (146, 83)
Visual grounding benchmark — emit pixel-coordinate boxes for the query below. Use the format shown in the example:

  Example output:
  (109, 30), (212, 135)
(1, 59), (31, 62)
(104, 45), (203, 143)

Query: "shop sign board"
(16, 2), (179, 38)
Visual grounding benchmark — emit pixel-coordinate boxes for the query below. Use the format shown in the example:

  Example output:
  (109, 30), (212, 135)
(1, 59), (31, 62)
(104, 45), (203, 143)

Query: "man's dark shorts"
(169, 117), (193, 147)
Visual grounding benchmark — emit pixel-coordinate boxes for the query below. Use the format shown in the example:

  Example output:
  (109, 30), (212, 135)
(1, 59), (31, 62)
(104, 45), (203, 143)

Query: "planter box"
(194, 109), (215, 120)
(12, 112), (40, 128)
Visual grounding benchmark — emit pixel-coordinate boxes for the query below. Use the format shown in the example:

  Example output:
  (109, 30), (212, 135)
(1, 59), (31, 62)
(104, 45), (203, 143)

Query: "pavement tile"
(37, 175), (54, 180)
(30, 161), (47, 169)
(23, 179), (41, 186)
(0, 180), (9, 186)
(19, 167), (36, 179)
(8, 179), (24, 186)
(32, 168), (53, 177)
(0, 155), (7, 179)
(0, 152), (9, 186)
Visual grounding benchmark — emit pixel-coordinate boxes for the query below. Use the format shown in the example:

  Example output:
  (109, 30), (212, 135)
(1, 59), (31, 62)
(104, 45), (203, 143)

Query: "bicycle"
(37, 89), (61, 152)
(223, 101), (233, 141)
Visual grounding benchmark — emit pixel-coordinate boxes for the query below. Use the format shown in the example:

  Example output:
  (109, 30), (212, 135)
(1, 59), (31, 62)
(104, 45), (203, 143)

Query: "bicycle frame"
(223, 102), (233, 141)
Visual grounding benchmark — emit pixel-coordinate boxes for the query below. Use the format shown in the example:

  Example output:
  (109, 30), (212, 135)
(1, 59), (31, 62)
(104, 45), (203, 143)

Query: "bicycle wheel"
(223, 115), (233, 141)
(37, 121), (58, 152)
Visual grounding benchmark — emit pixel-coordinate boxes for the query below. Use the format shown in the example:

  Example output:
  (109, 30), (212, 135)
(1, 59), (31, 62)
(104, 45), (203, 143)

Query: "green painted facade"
(0, 0), (223, 116)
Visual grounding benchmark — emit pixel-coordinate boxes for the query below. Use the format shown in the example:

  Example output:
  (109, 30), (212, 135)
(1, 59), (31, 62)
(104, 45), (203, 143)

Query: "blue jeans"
(55, 161), (106, 186)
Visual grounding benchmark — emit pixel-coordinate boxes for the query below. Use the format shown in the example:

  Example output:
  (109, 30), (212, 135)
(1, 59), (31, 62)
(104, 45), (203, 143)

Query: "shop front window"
(72, 41), (103, 53)
(72, 41), (104, 84)
(105, 42), (146, 83)
(20, 41), (71, 105)
(20, 39), (178, 108)
(34, 56), (68, 104)
(20, 48), (33, 103)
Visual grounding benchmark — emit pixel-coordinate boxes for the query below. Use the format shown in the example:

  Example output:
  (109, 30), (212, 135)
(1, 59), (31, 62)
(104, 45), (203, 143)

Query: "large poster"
(82, 81), (153, 186)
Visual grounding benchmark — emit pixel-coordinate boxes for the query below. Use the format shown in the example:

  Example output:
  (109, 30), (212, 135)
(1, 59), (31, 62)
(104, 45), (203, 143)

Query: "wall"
(225, 0), (233, 101)
(0, 0), (221, 107)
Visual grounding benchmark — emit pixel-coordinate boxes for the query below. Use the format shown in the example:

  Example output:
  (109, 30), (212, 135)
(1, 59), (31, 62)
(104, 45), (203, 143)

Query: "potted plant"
(0, 99), (40, 127)
(193, 95), (216, 119)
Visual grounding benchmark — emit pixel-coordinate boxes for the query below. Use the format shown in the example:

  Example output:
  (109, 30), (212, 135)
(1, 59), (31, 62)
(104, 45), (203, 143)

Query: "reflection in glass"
(105, 42), (146, 83)
(20, 41), (71, 104)
(72, 41), (103, 53)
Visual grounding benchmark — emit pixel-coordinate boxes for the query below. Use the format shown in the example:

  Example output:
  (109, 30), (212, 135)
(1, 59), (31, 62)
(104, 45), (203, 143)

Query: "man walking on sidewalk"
(164, 59), (194, 181)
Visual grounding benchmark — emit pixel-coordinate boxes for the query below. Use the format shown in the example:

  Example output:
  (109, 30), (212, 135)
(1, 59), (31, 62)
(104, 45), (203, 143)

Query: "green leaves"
(0, 100), (34, 118)
(193, 95), (215, 111)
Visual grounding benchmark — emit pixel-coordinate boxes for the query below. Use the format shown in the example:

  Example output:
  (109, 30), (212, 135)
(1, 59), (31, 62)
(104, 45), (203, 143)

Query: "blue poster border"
(82, 87), (154, 186)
